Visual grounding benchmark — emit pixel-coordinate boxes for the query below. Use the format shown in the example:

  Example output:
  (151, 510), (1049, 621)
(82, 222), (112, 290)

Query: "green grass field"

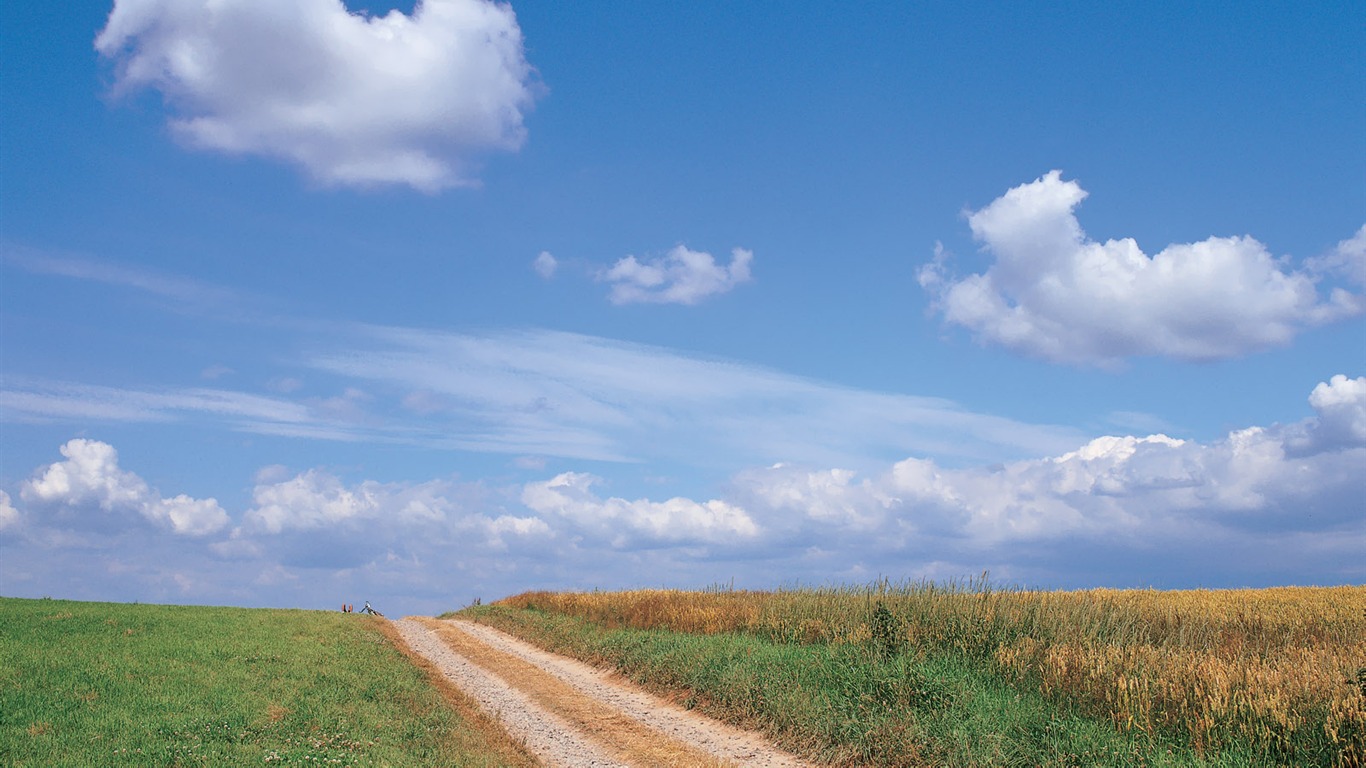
(0, 597), (536, 767)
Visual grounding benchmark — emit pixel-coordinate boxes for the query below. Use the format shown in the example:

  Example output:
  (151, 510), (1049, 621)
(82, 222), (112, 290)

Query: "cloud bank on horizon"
(919, 171), (1365, 367)
(5, 374), (1363, 609)
(95, 0), (537, 190)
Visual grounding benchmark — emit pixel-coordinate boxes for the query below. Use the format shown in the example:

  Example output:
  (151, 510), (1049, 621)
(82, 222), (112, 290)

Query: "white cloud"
(533, 251), (558, 279)
(0, 491), (19, 532)
(0, 262), (1079, 471)
(3, 246), (241, 308)
(521, 471), (758, 546)
(1287, 374), (1366, 454)
(244, 469), (380, 534)
(603, 246), (753, 305)
(308, 326), (1083, 467)
(919, 172), (1364, 366)
(242, 469), (468, 535)
(1309, 225), (1366, 287)
(0, 380), (315, 427)
(732, 375), (1365, 564)
(1309, 374), (1366, 430)
(222, 467), (553, 568)
(21, 439), (228, 535)
(24, 439), (154, 510)
(96, 0), (538, 191)
(151, 495), (233, 537)
(10, 324), (1076, 470)
(738, 465), (889, 531)
(5, 376), (1361, 613)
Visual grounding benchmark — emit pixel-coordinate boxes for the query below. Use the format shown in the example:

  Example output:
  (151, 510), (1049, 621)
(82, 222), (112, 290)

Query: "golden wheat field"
(501, 581), (1366, 761)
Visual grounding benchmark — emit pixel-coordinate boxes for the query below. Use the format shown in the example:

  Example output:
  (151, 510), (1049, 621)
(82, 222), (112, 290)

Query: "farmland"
(458, 580), (1366, 767)
(0, 597), (537, 767)
(2, 584), (1360, 767)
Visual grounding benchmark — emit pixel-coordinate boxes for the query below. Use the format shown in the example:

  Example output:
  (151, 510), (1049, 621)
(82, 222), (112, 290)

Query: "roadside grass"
(455, 581), (1365, 767)
(0, 597), (538, 768)
(459, 604), (1193, 766)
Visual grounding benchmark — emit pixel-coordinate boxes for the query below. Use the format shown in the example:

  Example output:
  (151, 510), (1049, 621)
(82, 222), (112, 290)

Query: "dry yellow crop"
(500, 582), (1366, 762)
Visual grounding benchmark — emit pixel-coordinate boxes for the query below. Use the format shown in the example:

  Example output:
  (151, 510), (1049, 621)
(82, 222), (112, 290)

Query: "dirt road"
(394, 617), (813, 768)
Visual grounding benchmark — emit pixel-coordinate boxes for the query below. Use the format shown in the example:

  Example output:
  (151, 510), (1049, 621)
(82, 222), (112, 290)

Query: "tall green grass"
(0, 597), (534, 767)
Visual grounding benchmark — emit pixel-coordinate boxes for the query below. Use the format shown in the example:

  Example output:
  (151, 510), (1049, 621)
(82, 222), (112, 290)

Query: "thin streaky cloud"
(307, 325), (1086, 468)
(0, 380), (313, 427)
(2, 245), (239, 307)
(0, 321), (1088, 471)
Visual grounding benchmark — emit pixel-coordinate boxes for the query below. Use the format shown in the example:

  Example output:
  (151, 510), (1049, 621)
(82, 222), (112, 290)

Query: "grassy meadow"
(0, 597), (537, 767)
(458, 580), (1366, 767)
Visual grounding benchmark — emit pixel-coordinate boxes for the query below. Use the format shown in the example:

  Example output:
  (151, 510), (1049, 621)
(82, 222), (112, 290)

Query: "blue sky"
(2, 0), (1363, 616)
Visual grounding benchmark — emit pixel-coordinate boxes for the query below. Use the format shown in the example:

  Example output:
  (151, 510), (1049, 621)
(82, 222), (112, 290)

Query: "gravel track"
(393, 618), (627, 767)
(394, 617), (812, 768)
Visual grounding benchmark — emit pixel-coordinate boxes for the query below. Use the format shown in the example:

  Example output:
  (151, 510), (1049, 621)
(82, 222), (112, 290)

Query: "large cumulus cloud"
(20, 438), (228, 536)
(919, 172), (1364, 366)
(96, 0), (538, 191)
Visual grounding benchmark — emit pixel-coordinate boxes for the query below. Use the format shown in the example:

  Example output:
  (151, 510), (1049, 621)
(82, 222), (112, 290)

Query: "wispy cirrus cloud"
(0, 380), (312, 427)
(1, 245), (241, 309)
(919, 172), (1365, 367)
(304, 325), (1084, 468)
(1, 324), (1082, 471)
(9, 250), (1066, 473)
